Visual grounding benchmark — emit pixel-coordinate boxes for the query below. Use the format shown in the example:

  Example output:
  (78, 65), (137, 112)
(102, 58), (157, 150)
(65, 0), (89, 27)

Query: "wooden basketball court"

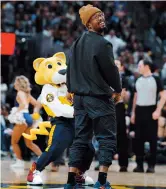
(1, 159), (166, 189)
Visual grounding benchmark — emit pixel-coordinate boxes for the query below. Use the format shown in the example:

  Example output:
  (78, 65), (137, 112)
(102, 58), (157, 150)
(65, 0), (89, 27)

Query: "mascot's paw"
(22, 121), (52, 140)
(32, 112), (41, 120)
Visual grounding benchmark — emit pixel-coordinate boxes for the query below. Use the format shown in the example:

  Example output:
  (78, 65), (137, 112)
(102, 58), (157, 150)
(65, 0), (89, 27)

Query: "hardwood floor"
(1, 159), (166, 189)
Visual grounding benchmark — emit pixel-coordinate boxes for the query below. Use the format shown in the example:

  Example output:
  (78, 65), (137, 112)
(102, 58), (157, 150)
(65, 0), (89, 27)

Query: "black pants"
(135, 105), (158, 166)
(116, 103), (128, 167)
(69, 95), (116, 168)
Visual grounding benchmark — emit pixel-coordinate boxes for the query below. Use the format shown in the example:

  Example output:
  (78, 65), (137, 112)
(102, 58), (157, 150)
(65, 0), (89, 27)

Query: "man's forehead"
(91, 11), (104, 18)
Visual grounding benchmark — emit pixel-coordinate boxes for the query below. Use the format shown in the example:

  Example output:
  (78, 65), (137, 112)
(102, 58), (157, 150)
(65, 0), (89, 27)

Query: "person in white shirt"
(105, 29), (126, 58)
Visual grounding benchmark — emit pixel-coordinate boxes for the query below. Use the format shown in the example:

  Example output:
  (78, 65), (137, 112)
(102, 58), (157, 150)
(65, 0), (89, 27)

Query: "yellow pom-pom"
(32, 112), (40, 120)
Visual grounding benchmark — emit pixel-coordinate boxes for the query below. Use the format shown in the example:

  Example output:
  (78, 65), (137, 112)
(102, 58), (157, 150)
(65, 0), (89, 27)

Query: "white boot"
(10, 159), (24, 168)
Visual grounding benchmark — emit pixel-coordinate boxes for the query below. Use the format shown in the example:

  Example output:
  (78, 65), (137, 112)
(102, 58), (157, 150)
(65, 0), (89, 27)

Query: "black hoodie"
(67, 31), (122, 97)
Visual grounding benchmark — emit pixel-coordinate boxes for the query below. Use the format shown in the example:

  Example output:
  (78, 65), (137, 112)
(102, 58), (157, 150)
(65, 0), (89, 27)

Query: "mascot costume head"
(33, 52), (67, 86)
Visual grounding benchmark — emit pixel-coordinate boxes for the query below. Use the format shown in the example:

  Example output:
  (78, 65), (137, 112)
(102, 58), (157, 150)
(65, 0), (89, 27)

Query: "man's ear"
(33, 58), (45, 71)
(86, 21), (92, 30)
(53, 52), (66, 64)
(86, 23), (90, 30)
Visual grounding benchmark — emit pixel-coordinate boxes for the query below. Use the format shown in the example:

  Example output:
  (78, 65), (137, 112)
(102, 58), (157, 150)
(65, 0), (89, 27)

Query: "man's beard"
(98, 25), (107, 34)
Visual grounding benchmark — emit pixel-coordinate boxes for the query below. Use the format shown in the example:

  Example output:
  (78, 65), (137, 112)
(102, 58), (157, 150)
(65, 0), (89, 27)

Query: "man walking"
(131, 58), (166, 173)
(65, 4), (121, 189)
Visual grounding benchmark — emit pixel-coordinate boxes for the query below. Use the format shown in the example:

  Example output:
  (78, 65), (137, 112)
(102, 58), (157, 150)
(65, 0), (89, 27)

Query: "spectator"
(105, 29), (126, 58)
(115, 60), (130, 172)
(161, 55), (166, 89)
(1, 76), (8, 104)
(1, 107), (7, 156)
(66, 7), (76, 22)
(1, 104), (13, 158)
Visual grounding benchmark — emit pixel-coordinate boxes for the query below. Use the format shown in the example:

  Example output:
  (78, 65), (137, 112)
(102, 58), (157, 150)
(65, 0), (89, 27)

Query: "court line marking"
(1, 183), (166, 188)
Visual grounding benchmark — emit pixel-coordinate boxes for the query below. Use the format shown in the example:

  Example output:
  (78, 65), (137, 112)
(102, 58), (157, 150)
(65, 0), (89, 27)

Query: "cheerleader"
(8, 76), (42, 168)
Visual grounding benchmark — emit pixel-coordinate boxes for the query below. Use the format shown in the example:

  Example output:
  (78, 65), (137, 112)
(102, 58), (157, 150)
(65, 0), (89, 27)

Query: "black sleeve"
(121, 75), (129, 90)
(95, 41), (122, 93)
(66, 50), (71, 91)
(153, 75), (164, 94)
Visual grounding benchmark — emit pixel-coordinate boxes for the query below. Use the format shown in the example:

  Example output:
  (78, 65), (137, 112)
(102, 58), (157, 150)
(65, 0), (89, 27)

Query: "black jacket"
(67, 31), (122, 97)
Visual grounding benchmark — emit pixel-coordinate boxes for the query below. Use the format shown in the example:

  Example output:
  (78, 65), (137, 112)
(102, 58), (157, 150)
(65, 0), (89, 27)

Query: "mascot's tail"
(22, 121), (52, 140)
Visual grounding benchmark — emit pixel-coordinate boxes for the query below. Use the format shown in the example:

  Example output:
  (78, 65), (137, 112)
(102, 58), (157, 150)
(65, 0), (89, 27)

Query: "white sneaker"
(10, 159), (24, 168)
(85, 175), (95, 186)
(27, 162), (43, 185)
(75, 172), (94, 186)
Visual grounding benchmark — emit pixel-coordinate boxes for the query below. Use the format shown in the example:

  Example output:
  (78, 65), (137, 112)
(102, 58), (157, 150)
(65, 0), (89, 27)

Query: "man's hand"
(121, 88), (126, 99)
(152, 109), (161, 120)
(66, 93), (74, 104)
(131, 113), (135, 124)
(112, 92), (121, 104)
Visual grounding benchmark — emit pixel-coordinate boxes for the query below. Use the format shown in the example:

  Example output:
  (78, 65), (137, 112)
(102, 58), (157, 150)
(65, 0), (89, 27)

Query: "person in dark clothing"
(115, 60), (129, 172)
(131, 58), (166, 173)
(65, 4), (121, 189)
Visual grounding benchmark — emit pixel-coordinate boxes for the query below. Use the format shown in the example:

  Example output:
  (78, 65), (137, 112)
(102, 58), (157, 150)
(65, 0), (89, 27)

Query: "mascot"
(23, 52), (94, 186)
